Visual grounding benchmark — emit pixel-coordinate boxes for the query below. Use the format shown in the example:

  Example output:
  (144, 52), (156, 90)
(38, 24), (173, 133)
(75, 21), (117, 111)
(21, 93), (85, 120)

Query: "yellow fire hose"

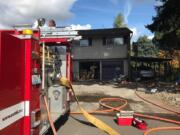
(59, 77), (120, 135)
(44, 77), (180, 135)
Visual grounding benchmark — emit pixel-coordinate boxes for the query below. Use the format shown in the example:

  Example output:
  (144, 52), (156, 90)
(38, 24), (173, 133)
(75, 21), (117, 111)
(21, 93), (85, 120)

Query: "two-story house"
(72, 28), (132, 81)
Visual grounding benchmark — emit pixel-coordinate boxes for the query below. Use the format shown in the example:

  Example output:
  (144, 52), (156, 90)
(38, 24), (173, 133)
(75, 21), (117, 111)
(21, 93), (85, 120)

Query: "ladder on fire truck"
(39, 27), (81, 135)
(40, 27), (81, 40)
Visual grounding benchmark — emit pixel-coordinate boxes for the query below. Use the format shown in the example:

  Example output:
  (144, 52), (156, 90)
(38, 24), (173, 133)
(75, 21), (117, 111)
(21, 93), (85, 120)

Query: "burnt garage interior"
(79, 61), (100, 80)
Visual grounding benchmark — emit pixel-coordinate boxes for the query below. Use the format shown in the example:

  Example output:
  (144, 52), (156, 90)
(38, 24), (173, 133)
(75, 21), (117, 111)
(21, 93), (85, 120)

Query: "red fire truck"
(0, 26), (80, 135)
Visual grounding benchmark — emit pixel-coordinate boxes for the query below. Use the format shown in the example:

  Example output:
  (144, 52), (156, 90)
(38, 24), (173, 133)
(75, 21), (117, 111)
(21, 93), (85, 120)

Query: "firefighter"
(32, 18), (47, 28)
(48, 19), (56, 27)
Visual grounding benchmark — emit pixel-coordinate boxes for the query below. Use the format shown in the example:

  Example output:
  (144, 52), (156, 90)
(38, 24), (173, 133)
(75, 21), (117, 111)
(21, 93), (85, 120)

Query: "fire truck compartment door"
(48, 85), (69, 115)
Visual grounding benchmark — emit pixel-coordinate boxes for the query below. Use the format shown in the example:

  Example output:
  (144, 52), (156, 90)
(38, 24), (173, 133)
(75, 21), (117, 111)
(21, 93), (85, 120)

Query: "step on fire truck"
(0, 24), (81, 135)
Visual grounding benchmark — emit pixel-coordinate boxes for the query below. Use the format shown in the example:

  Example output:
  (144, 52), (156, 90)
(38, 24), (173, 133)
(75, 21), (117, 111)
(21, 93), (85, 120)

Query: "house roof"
(78, 28), (133, 38)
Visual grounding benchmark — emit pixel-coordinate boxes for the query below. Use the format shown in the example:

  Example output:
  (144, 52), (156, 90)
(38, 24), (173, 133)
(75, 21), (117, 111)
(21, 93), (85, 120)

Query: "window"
(114, 37), (124, 45)
(103, 37), (124, 46)
(80, 38), (92, 46)
(80, 39), (89, 46)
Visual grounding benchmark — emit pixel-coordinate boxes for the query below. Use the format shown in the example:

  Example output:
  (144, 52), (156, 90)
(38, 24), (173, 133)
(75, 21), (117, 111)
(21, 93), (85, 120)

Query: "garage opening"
(79, 62), (100, 81)
(102, 61), (124, 81)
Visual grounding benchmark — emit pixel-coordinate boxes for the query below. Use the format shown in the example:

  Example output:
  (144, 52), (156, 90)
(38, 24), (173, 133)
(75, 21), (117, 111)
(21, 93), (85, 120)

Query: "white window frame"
(80, 39), (89, 47)
(114, 37), (124, 46)
(105, 37), (124, 46)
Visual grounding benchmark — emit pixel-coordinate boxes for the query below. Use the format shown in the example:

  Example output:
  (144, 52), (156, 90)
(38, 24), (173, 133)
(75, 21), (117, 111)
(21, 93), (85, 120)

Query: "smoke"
(110, 0), (132, 24)
(123, 0), (132, 24)
(0, 0), (77, 28)
(123, 0), (150, 24)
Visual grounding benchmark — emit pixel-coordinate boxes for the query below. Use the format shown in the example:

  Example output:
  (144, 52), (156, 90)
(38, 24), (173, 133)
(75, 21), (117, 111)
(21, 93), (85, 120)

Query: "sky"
(68, 0), (158, 41)
(0, 0), (159, 41)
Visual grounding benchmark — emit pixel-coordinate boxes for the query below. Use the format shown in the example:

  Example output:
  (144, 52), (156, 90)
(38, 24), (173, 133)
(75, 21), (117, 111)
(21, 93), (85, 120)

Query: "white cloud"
(0, 23), (10, 29)
(154, 1), (163, 6)
(148, 35), (154, 40)
(130, 27), (154, 42)
(0, 0), (77, 28)
(130, 27), (140, 41)
(131, 27), (138, 37)
(70, 24), (91, 30)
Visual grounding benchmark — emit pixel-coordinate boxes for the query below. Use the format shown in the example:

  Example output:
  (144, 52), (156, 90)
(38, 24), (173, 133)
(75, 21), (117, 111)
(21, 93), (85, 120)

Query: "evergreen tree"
(147, 0), (180, 50)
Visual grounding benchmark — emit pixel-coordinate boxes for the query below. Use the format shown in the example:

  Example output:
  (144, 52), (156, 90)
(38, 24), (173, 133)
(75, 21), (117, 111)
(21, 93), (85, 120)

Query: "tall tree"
(137, 35), (151, 44)
(134, 35), (158, 57)
(113, 13), (126, 28)
(146, 0), (180, 50)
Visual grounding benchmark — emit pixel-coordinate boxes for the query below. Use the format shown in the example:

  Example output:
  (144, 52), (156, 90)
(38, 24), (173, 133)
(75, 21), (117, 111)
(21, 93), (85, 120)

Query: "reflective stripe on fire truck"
(24, 101), (30, 116)
(0, 101), (29, 130)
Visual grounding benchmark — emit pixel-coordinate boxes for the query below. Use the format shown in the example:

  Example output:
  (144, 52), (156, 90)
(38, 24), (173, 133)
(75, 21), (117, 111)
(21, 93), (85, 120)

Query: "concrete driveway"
(71, 82), (180, 114)
(47, 82), (180, 135)
(58, 115), (179, 135)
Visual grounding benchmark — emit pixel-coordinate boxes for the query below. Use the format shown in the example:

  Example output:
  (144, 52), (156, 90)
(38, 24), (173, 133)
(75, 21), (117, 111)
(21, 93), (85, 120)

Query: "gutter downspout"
(128, 32), (133, 80)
